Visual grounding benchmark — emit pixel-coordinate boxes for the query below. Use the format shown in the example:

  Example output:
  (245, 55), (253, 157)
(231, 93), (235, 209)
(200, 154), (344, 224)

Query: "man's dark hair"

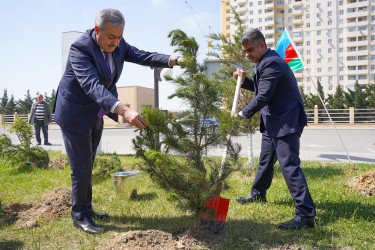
(240, 29), (267, 47)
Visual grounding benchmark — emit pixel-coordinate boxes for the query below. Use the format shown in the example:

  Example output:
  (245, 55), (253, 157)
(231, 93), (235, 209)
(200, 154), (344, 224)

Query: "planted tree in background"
(0, 119), (49, 168)
(209, 7), (260, 167)
(133, 29), (241, 224)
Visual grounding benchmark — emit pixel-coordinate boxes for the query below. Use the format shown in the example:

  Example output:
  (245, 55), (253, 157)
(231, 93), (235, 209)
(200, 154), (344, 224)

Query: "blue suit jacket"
(241, 49), (307, 138)
(55, 29), (170, 133)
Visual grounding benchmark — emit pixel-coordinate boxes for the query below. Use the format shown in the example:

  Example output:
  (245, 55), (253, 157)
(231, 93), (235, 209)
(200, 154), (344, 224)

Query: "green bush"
(0, 119), (49, 168)
(93, 154), (123, 177)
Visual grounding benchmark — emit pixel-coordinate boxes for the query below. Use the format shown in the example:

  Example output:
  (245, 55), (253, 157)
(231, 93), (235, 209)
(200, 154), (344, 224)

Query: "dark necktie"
(97, 52), (113, 119)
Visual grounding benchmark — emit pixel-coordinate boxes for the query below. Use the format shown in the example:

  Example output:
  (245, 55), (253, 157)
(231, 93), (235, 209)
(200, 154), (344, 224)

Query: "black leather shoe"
(236, 195), (266, 204)
(91, 212), (109, 220)
(44, 142), (52, 145)
(73, 217), (102, 234)
(278, 215), (315, 230)
(37, 142), (41, 145)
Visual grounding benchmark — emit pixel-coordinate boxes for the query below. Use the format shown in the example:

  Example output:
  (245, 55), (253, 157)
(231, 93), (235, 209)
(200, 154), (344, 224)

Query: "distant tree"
(353, 81), (366, 108)
(48, 89), (57, 110)
(327, 84), (345, 109)
(344, 87), (355, 108)
(0, 89), (8, 114)
(16, 90), (34, 114)
(364, 83), (375, 108)
(4, 95), (16, 115)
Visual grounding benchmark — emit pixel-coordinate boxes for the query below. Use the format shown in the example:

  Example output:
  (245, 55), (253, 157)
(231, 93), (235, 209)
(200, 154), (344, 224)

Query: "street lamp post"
(151, 67), (173, 148)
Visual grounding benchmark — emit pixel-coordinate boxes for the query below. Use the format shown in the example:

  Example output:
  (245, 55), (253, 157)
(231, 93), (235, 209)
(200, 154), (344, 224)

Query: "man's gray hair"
(95, 9), (125, 31)
(240, 29), (266, 46)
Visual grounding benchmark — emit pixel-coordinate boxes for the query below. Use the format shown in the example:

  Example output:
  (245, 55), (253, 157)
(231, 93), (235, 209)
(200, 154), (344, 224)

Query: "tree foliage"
(133, 29), (241, 221)
(0, 89), (56, 115)
(0, 119), (49, 168)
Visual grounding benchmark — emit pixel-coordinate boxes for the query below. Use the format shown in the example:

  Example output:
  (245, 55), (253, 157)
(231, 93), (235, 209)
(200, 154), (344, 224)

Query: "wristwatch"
(175, 56), (180, 66)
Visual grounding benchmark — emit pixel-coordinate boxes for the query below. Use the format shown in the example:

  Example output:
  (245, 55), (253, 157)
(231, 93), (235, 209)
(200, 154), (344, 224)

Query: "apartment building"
(221, 0), (375, 94)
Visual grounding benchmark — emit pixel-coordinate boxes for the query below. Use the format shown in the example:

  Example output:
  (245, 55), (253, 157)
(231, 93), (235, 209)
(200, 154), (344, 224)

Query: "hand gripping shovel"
(200, 73), (243, 234)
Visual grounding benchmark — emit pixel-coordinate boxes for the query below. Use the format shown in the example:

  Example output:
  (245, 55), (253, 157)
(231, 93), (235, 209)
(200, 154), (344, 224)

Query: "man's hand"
(233, 68), (246, 83)
(114, 103), (149, 129)
(170, 56), (184, 66)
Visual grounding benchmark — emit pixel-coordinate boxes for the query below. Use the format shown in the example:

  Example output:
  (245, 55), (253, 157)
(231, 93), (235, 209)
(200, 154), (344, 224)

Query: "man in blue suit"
(54, 9), (182, 234)
(234, 29), (316, 229)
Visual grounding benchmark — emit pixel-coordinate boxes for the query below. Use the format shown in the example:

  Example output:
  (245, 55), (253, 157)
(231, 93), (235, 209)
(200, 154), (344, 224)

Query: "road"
(3, 125), (375, 164)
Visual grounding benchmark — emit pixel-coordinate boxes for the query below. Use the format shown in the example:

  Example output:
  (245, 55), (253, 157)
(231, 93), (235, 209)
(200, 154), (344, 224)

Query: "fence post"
(349, 107), (354, 124)
(314, 105), (319, 124)
(0, 114), (4, 123)
(28, 113), (31, 123)
(14, 112), (18, 122)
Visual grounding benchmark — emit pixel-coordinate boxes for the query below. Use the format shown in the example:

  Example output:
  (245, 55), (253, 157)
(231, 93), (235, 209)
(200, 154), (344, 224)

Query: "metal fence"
(0, 109), (375, 125)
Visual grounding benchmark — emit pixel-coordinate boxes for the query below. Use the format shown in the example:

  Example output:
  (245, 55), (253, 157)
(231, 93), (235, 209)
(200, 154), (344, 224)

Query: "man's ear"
(94, 26), (100, 35)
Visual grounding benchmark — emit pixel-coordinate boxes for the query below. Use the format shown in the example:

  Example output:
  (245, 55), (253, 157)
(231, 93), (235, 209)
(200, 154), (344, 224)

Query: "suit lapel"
(112, 47), (120, 84)
(90, 30), (112, 88)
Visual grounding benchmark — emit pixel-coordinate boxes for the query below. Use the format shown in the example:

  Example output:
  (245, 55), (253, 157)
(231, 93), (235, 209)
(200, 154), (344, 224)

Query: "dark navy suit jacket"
(241, 49), (307, 138)
(55, 29), (170, 133)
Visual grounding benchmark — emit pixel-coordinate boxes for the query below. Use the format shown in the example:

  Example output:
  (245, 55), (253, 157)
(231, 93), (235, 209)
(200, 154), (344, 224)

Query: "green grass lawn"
(0, 151), (374, 249)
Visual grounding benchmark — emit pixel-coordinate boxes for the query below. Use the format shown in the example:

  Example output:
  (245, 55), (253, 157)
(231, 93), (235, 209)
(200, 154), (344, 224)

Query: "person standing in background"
(29, 94), (52, 145)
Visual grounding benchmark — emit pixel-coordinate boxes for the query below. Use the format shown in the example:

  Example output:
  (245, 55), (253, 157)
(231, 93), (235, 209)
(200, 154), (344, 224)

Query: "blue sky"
(0, 0), (220, 111)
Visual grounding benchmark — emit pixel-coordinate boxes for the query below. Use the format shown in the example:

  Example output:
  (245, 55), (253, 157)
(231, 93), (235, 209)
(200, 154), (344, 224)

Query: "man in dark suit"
(54, 8), (182, 234)
(233, 29), (316, 229)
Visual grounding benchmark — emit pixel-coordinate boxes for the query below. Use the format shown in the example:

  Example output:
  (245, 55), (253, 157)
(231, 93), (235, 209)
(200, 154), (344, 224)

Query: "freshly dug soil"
(2, 187), (71, 228)
(346, 170), (375, 197)
(47, 158), (66, 169)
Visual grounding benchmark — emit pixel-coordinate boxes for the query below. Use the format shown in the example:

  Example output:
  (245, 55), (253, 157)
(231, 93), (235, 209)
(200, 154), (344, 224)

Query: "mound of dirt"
(3, 187), (72, 228)
(355, 170), (375, 197)
(346, 170), (375, 197)
(48, 158), (66, 169)
(99, 227), (228, 250)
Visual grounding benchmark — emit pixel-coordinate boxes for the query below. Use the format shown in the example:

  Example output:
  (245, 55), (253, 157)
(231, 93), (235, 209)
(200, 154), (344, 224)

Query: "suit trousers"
(34, 119), (48, 144)
(61, 116), (103, 219)
(250, 132), (316, 217)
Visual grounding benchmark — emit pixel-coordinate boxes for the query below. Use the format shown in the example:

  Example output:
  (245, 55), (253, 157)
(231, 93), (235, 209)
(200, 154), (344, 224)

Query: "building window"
(307, 59), (311, 64)
(339, 10), (344, 15)
(328, 11), (332, 16)
(339, 76), (344, 80)
(317, 31), (321, 36)
(328, 58), (332, 63)
(307, 86), (311, 91)
(306, 31), (310, 37)
(317, 40), (321, 45)
(328, 2), (332, 7)
(259, 18), (262, 22)
(328, 20), (332, 25)
(306, 5), (310, 11)
(258, 1), (262, 5)
(329, 76), (333, 81)
(328, 39), (332, 44)
(249, 2), (253, 6)
(306, 14), (310, 19)
(339, 48), (343, 52)
(317, 68), (322, 72)
(307, 50), (311, 55)
(249, 19), (253, 23)
(339, 1), (343, 6)
(329, 85), (333, 90)
(317, 58), (321, 63)
(307, 41), (311, 46)
(340, 67), (344, 71)
(249, 11), (253, 15)
(328, 67), (332, 72)
(258, 10), (262, 14)
(318, 77), (322, 82)
(317, 49), (321, 54)
(317, 3), (321, 8)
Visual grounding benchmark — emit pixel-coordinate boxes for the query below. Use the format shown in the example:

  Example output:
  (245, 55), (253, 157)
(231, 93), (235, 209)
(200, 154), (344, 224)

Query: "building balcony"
(237, 7), (246, 13)
(293, 36), (303, 43)
(293, 18), (303, 25)
(265, 2), (274, 10)
(347, 79), (369, 85)
(264, 29), (274, 36)
(347, 10), (369, 19)
(292, 9), (302, 16)
(347, 0), (368, 9)
(266, 37), (275, 44)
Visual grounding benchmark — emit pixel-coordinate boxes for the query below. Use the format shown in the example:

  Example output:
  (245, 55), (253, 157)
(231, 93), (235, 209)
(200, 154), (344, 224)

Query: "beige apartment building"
(103, 86), (154, 126)
(221, 0), (375, 94)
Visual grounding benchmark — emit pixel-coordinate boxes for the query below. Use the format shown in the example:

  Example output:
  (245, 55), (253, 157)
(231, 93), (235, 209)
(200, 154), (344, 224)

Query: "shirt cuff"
(168, 57), (172, 67)
(238, 111), (245, 118)
(110, 101), (120, 113)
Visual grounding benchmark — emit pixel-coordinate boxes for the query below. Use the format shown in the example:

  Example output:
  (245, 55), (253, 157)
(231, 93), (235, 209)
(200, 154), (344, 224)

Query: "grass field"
(0, 151), (374, 249)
